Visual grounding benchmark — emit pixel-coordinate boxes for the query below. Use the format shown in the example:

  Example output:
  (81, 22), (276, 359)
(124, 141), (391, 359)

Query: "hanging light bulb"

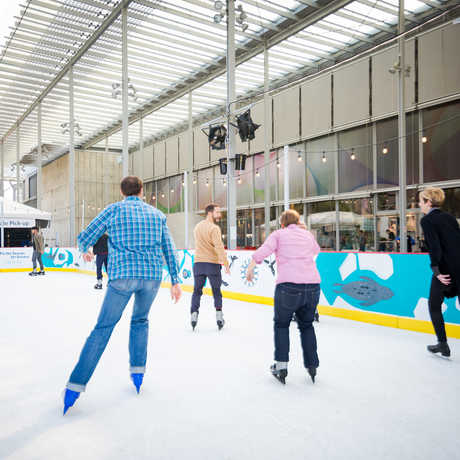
(161, 193), (165, 198)
(322, 151), (327, 163)
(255, 169), (260, 177)
(238, 176), (242, 184)
(206, 178), (209, 187)
(223, 178), (227, 187)
(193, 176), (197, 184)
(422, 135), (428, 144)
(382, 145), (389, 155)
(276, 160), (280, 168)
(152, 195), (156, 201)
(170, 188), (174, 193)
(350, 148), (356, 161)
(297, 152), (303, 162)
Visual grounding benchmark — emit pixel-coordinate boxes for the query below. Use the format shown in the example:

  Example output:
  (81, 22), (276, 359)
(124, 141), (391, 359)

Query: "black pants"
(191, 262), (222, 313)
(428, 276), (459, 343)
(274, 283), (321, 368)
(96, 254), (108, 280)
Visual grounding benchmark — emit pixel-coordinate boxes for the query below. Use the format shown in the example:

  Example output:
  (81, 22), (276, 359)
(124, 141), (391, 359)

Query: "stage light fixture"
(208, 125), (227, 150)
(236, 109), (260, 142)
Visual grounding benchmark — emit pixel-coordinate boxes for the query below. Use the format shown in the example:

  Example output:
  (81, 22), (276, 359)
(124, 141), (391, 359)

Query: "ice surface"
(1, 272), (459, 460)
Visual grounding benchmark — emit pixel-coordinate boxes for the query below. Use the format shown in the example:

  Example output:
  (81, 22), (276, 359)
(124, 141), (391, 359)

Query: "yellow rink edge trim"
(2, 268), (459, 339)
(161, 282), (460, 339)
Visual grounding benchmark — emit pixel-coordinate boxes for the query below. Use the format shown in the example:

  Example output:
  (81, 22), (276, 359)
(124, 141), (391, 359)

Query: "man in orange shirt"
(191, 203), (230, 330)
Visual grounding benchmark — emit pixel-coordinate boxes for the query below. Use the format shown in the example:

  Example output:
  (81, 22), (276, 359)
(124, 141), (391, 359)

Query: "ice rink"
(1, 271), (459, 460)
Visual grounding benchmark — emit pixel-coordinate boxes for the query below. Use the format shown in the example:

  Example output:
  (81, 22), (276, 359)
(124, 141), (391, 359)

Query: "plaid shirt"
(78, 196), (180, 284)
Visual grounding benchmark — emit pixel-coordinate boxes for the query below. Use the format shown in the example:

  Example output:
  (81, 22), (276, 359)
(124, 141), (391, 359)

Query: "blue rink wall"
(1, 247), (459, 338)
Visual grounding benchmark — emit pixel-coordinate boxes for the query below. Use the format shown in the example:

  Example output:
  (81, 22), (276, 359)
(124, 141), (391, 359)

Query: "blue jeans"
(95, 254), (108, 280)
(274, 283), (321, 368)
(67, 279), (161, 392)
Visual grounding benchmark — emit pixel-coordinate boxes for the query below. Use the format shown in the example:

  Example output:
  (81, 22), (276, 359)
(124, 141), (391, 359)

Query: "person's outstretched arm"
(246, 232), (278, 281)
(160, 216), (182, 302)
(78, 206), (112, 259)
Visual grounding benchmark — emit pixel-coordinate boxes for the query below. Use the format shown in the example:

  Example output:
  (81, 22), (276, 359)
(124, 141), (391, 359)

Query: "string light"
(276, 160), (280, 168)
(422, 135), (428, 144)
(152, 195), (156, 200)
(223, 179), (226, 187)
(205, 178), (209, 187)
(322, 151), (327, 163)
(170, 188), (174, 193)
(350, 148), (356, 161)
(256, 169), (260, 177)
(193, 176), (197, 184)
(237, 176), (242, 184)
(161, 193), (165, 198)
(297, 152), (303, 162)
(382, 146), (389, 155)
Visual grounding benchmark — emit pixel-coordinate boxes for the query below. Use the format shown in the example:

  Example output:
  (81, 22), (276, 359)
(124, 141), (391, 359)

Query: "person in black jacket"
(93, 233), (109, 289)
(419, 187), (460, 357)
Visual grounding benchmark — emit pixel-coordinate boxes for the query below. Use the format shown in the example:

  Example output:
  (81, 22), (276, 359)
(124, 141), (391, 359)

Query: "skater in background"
(419, 187), (460, 358)
(246, 209), (321, 385)
(191, 203), (230, 331)
(29, 226), (45, 276)
(93, 233), (109, 289)
(63, 176), (182, 414)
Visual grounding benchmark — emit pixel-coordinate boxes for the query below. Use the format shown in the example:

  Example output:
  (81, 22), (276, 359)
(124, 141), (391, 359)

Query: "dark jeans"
(96, 254), (108, 280)
(32, 250), (44, 271)
(274, 283), (321, 368)
(191, 262), (222, 313)
(428, 275), (459, 343)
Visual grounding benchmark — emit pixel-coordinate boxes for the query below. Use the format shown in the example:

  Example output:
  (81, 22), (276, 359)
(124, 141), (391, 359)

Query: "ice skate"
(307, 367), (317, 383)
(270, 363), (288, 384)
(427, 342), (450, 357)
(28, 270), (38, 276)
(38, 270), (45, 276)
(131, 373), (144, 394)
(191, 311), (198, 330)
(94, 280), (103, 290)
(216, 310), (225, 330)
(63, 389), (80, 415)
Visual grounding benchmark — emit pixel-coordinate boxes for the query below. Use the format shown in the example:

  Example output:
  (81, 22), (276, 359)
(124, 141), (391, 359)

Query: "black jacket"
(93, 234), (109, 255)
(420, 209), (460, 279)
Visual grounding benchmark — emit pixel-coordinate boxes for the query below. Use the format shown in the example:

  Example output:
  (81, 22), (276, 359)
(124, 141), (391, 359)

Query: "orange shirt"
(194, 219), (229, 268)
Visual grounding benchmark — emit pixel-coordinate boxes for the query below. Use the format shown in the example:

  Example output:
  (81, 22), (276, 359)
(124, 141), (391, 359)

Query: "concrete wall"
(41, 150), (122, 247)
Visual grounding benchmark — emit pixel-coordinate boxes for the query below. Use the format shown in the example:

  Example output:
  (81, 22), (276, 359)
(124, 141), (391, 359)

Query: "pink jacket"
(252, 224), (321, 285)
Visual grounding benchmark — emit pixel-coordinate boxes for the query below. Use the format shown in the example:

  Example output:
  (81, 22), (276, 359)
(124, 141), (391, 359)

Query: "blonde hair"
(420, 187), (445, 207)
(280, 209), (300, 227)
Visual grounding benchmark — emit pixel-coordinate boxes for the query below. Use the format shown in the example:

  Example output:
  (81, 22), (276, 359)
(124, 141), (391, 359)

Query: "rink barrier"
(2, 247), (460, 339)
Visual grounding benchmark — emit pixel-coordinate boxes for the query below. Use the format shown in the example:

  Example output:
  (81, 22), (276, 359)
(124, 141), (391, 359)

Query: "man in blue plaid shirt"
(63, 176), (182, 414)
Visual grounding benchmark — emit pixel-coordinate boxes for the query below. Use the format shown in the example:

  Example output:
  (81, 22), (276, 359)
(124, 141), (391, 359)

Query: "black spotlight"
(219, 158), (227, 175)
(236, 109), (260, 142)
(208, 125), (227, 150)
(235, 153), (247, 170)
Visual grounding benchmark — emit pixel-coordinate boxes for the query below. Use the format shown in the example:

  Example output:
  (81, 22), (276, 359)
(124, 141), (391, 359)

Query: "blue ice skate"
(131, 373), (144, 394)
(63, 389), (80, 415)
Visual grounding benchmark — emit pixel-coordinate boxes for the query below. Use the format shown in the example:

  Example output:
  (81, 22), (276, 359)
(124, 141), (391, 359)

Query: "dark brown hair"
(280, 209), (300, 227)
(121, 176), (143, 196)
(205, 203), (219, 215)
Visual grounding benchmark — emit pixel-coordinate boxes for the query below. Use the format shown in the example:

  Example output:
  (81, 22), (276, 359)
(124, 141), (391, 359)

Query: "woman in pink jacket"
(246, 209), (321, 385)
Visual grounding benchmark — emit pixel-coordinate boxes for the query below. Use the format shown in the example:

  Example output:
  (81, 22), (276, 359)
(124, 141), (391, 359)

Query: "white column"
(398, 0), (407, 252)
(283, 145), (289, 211)
(184, 170), (189, 249)
(37, 102), (42, 209)
(121, 5), (129, 177)
(226, 0), (237, 249)
(69, 66), (76, 246)
(263, 42), (270, 240)
(16, 125), (20, 202)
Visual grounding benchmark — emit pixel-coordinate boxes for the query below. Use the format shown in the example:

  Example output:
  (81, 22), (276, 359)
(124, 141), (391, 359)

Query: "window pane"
(254, 207), (265, 245)
(423, 101), (460, 183)
(279, 145), (304, 200)
(307, 201), (336, 249)
(29, 175), (37, 198)
(169, 175), (183, 213)
(406, 111), (419, 185)
(236, 168), (252, 206)
(442, 187), (460, 219)
(237, 209), (253, 248)
(198, 168), (213, 211)
(306, 136), (335, 197)
(214, 166), (227, 208)
(378, 191), (397, 211)
(338, 126), (373, 193)
(338, 198), (374, 251)
(157, 179), (169, 213)
(254, 153), (266, 204)
(376, 117), (398, 188)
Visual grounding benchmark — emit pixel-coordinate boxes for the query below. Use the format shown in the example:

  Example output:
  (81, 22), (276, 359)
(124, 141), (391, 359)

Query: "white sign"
(0, 218), (35, 228)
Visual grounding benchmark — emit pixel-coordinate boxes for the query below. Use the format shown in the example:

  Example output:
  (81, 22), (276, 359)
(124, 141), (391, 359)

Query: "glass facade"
(147, 100), (460, 251)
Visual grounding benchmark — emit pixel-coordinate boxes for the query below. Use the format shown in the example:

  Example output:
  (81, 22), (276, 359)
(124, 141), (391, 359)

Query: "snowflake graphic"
(240, 258), (259, 287)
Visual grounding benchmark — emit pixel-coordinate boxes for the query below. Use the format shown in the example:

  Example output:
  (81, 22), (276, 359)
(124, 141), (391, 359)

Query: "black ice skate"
(307, 367), (317, 383)
(270, 364), (288, 384)
(38, 270), (45, 275)
(216, 310), (225, 330)
(94, 280), (103, 290)
(427, 342), (451, 357)
(29, 270), (38, 276)
(191, 312), (198, 330)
